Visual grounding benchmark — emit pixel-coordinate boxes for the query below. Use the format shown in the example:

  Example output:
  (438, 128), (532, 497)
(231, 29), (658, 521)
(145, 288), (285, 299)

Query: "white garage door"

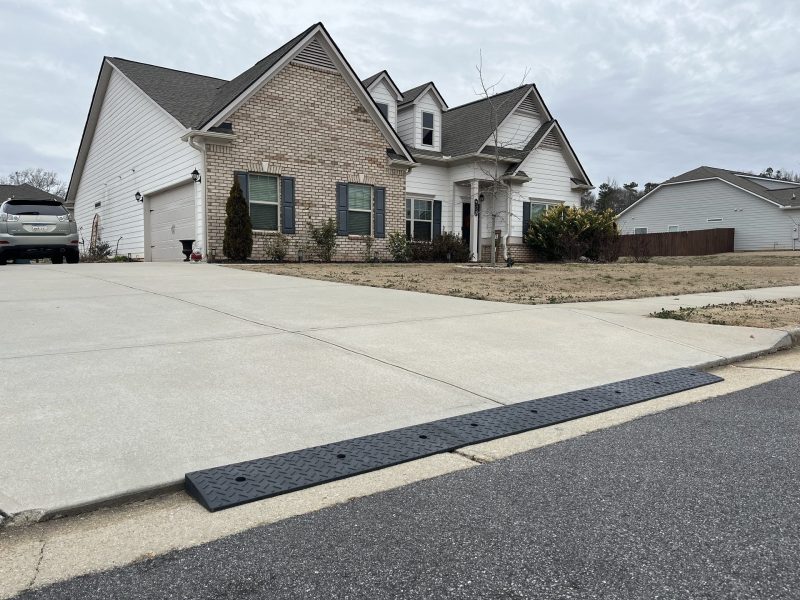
(149, 184), (195, 261)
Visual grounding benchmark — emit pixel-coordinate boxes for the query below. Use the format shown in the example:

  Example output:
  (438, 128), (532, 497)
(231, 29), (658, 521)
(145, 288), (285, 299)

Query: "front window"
(530, 201), (558, 220)
(406, 198), (432, 240)
(376, 102), (389, 119)
(248, 174), (279, 231)
(421, 112), (434, 146)
(347, 184), (372, 235)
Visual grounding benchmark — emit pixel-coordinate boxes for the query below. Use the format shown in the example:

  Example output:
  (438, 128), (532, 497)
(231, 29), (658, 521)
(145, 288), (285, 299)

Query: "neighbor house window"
(421, 111), (434, 146)
(668, 225), (679, 232)
(634, 227), (648, 234)
(248, 174), (279, 230)
(347, 184), (372, 235)
(376, 102), (389, 119)
(406, 198), (433, 240)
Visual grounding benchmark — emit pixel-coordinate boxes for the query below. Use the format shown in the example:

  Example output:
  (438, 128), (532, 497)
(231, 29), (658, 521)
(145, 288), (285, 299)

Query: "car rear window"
(2, 200), (67, 216)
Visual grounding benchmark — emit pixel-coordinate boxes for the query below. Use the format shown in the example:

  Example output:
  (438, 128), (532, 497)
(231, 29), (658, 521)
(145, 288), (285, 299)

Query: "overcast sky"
(1, 0), (798, 190)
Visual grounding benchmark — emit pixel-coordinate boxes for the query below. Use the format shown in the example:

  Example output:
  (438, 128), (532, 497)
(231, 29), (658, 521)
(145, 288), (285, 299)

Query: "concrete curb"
(694, 327), (800, 371)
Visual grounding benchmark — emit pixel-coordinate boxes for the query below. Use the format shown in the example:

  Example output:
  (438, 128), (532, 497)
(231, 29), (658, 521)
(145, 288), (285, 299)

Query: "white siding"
(73, 68), (200, 258)
(406, 163), (451, 233)
(494, 109), (541, 149)
(617, 179), (800, 251)
(397, 105), (415, 148)
(368, 79), (397, 129)
(509, 147), (581, 237)
(415, 90), (441, 152)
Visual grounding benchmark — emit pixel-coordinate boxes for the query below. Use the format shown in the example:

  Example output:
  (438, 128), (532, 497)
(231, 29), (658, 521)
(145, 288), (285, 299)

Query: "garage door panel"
(149, 184), (195, 262)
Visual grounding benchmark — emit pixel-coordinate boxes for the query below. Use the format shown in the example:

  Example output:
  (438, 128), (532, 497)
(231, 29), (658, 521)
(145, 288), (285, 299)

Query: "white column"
(470, 179), (479, 262)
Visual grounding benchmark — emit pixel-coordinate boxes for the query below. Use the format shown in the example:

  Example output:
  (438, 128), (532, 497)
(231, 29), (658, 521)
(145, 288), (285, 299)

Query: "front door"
(462, 202), (471, 247)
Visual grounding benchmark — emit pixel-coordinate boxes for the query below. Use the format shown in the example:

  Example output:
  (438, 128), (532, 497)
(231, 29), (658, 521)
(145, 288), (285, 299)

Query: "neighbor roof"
(664, 166), (800, 208)
(0, 183), (63, 202)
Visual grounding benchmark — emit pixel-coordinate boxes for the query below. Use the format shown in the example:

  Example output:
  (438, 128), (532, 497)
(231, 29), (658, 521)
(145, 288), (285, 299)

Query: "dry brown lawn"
(651, 299), (800, 330)
(232, 251), (800, 305)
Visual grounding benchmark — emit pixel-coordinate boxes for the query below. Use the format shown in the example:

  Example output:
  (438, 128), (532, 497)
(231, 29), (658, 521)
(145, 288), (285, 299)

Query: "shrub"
(525, 205), (619, 262)
(309, 218), (337, 262)
(363, 236), (376, 262)
(409, 240), (433, 261)
(81, 240), (113, 262)
(431, 232), (471, 262)
(387, 231), (410, 262)
(265, 233), (288, 261)
(223, 179), (253, 260)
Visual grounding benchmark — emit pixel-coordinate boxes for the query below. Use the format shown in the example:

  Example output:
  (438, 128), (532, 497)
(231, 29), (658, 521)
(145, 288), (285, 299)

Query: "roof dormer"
(397, 82), (447, 152)
(362, 70), (402, 129)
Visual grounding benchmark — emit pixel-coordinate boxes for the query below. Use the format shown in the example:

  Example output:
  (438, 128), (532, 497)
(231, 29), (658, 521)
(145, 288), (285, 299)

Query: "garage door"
(149, 184), (195, 261)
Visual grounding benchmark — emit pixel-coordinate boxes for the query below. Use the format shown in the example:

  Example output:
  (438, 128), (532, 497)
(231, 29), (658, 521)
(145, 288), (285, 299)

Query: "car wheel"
(66, 251), (80, 264)
(0, 257), (6, 266)
(51, 255), (64, 264)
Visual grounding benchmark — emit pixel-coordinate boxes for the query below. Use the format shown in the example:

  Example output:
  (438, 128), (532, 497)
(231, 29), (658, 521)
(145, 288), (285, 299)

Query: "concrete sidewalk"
(1, 263), (798, 521)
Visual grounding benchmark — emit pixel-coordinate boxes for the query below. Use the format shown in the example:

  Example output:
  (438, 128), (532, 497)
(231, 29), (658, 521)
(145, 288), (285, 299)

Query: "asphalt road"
(17, 373), (800, 599)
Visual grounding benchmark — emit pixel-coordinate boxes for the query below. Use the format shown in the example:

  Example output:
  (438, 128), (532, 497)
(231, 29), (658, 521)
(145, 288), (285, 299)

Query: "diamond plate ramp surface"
(186, 368), (722, 511)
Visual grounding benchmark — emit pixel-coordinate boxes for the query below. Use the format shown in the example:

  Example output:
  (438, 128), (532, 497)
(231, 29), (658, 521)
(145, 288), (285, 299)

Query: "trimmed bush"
(525, 205), (619, 262)
(388, 231), (411, 262)
(431, 232), (471, 262)
(309, 218), (337, 262)
(223, 179), (253, 260)
(265, 233), (288, 261)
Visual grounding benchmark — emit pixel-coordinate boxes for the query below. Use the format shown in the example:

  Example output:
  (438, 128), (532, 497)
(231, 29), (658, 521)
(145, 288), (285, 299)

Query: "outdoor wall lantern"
(191, 169), (202, 183)
(474, 194), (483, 217)
(135, 191), (143, 203)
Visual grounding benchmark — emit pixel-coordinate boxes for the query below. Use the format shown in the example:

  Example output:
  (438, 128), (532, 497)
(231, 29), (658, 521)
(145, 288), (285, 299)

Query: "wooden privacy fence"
(618, 228), (735, 257)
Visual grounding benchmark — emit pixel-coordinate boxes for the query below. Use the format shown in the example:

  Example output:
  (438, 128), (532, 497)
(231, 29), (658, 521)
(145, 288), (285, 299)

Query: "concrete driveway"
(0, 263), (794, 519)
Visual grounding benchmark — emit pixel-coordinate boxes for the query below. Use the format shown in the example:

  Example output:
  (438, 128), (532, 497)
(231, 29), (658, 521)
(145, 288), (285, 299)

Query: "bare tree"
(0, 167), (67, 198)
(474, 53), (531, 267)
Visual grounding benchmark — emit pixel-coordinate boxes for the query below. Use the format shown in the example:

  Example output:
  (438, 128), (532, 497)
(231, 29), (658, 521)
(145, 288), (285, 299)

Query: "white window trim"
(248, 172), (280, 232)
(421, 111), (434, 147)
(347, 183), (372, 236)
(406, 197), (433, 240)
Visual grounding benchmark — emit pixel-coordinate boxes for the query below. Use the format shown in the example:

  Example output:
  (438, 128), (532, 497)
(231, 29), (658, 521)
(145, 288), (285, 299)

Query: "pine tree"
(223, 179), (253, 260)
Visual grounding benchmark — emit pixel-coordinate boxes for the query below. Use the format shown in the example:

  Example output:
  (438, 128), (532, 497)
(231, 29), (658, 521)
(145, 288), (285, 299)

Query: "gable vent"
(540, 131), (560, 150)
(518, 96), (539, 115)
(293, 38), (336, 70)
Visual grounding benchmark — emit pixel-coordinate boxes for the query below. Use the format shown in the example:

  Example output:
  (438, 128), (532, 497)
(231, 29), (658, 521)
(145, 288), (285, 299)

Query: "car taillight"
(71, 240), (79, 244)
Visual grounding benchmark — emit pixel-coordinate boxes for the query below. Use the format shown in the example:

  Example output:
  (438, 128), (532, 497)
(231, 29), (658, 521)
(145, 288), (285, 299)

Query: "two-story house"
(67, 22), (591, 262)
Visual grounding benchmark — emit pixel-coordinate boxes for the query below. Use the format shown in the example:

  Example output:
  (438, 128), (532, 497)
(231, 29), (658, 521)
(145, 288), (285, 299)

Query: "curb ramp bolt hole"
(581, 398), (588, 402)
(470, 423), (479, 427)
(530, 409), (538, 413)
(337, 453), (346, 459)
(614, 390), (621, 394)
(235, 476), (246, 482)
(653, 381), (661, 385)
(419, 435), (428, 439)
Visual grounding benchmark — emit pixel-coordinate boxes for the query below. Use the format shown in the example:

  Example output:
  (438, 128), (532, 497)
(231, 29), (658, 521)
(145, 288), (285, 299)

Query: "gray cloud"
(1, 0), (798, 189)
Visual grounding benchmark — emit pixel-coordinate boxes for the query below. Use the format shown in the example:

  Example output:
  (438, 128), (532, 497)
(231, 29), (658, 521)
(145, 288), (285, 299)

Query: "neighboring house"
(67, 22), (591, 262)
(617, 166), (800, 251)
(1, 183), (70, 212)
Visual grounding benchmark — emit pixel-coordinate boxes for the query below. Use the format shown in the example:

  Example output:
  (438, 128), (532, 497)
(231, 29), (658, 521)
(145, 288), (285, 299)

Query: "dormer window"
(376, 102), (389, 119)
(421, 112), (434, 146)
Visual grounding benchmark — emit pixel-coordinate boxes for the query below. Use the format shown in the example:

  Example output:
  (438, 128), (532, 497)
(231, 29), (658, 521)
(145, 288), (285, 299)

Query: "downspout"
(186, 133), (208, 261)
(504, 183), (512, 261)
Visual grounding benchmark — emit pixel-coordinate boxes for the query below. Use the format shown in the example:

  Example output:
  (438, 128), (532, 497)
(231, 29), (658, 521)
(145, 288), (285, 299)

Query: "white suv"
(0, 200), (80, 265)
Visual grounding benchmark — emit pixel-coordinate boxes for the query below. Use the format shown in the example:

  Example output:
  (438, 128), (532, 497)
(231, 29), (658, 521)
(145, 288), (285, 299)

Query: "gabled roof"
(361, 70), (403, 99)
(0, 183), (63, 202)
(441, 85), (533, 157)
(618, 166), (800, 217)
(399, 82), (447, 108)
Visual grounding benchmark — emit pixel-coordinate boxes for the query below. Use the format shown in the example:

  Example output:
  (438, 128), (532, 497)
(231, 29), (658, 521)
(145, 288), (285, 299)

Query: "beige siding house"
(67, 22), (592, 262)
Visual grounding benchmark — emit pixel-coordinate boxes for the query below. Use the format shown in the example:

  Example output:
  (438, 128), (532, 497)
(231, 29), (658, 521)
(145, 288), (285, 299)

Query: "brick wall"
(204, 62), (406, 262)
(479, 243), (538, 263)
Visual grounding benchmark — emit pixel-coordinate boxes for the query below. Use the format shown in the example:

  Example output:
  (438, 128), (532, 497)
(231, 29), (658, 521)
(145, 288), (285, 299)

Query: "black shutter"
(281, 176), (295, 234)
(235, 171), (248, 200)
(336, 182), (348, 236)
(374, 187), (386, 238)
(433, 200), (442, 239)
(522, 201), (531, 237)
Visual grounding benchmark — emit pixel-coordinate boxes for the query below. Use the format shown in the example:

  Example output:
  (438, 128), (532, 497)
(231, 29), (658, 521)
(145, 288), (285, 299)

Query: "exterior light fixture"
(191, 169), (202, 183)
(135, 191), (143, 203)
(474, 194), (483, 217)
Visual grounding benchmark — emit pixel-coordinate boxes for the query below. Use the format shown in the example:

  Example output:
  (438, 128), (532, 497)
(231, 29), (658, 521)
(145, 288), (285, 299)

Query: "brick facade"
(480, 243), (538, 263)
(204, 62), (407, 262)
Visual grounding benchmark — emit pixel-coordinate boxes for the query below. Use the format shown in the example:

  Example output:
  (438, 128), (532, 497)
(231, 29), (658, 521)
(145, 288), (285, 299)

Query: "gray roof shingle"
(108, 23), (319, 129)
(664, 166), (800, 208)
(0, 183), (63, 202)
(441, 85), (532, 157)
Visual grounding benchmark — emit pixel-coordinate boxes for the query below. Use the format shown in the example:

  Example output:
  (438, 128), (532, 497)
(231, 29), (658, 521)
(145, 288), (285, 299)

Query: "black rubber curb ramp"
(186, 368), (721, 511)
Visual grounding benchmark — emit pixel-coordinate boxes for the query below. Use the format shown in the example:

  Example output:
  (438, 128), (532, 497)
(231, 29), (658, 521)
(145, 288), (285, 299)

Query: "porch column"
(470, 179), (479, 262)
